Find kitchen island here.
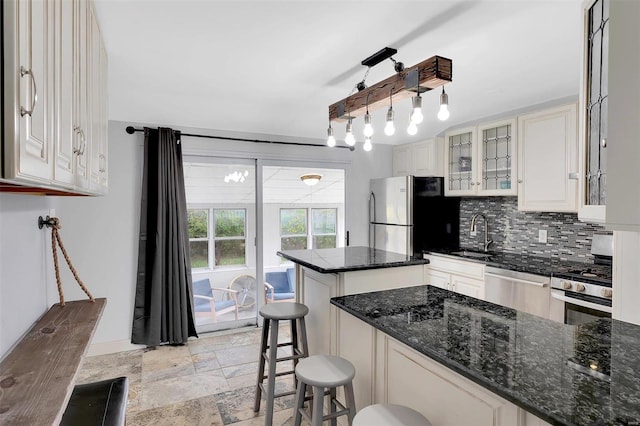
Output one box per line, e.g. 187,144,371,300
331,285,640,426
277,246,429,356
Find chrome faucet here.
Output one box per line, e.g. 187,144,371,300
470,213,493,252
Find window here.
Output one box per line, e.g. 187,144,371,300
187,208,247,268
311,209,337,249
214,209,246,266
280,209,307,250
188,209,209,268
280,208,337,250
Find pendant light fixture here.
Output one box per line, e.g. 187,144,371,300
363,137,373,152
437,86,450,121
325,50,453,150
345,117,355,146
410,93,424,124
384,88,395,136
363,94,374,138
326,121,336,147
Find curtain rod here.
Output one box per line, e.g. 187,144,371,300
125,126,355,151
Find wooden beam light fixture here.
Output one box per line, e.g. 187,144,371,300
326,51,452,150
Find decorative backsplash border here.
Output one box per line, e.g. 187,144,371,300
459,197,610,262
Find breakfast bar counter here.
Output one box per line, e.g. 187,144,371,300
277,246,429,356
330,285,640,426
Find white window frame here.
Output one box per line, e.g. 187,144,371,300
279,207,338,250
188,206,248,270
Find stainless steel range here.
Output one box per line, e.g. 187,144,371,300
549,234,613,325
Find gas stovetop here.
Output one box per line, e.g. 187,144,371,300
554,264,612,286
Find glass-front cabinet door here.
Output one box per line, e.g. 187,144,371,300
444,126,477,196
477,118,517,196
444,120,517,197
579,0,608,223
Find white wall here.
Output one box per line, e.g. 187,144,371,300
0,194,55,358
47,120,392,350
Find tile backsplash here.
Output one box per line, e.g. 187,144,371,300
459,197,610,262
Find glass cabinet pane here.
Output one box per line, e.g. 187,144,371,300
448,132,473,191
481,124,512,191
585,0,608,206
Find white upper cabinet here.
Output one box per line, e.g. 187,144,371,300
578,0,608,223
392,138,444,177
3,0,108,195
444,119,517,197
5,0,56,184
604,0,640,231
517,103,578,212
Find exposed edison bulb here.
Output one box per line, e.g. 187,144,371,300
407,120,418,136
438,88,450,121
363,112,374,137
363,137,373,152
345,132,355,146
438,105,450,121
384,107,395,136
410,95,423,124
326,125,336,147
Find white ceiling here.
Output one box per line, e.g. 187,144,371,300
184,163,345,204
94,0,582,148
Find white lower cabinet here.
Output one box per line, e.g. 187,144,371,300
336,310,552,426
424,255,485,300
297,264,425,357
381,337,519,425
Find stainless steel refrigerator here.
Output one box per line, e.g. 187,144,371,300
369,176,460,256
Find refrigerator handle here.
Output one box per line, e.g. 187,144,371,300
370,192,376,222
369,192,376,249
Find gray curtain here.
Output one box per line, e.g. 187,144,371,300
132,127,197,346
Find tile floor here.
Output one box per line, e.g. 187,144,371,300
77,324,307,425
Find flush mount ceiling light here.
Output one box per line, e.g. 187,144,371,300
326,48,452,148
300,173,322,186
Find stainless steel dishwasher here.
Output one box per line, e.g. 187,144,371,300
484,266,551,319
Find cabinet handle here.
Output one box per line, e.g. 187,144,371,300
73,127,81,154
601,138,607,148
20,66,37,117
518,179,523,183
99,154,106,173
470,182,475,186
78,129,86,156
568,172,579,180
476,182,481,186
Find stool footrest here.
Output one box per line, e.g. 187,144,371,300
262,348,305,363
257,382,296,399
261,370,295,381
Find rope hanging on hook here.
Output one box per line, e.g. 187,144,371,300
48,217,95,306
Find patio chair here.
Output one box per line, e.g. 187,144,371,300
264,267,296,303
192,278,239,322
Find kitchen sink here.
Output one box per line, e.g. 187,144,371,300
450,250,493,259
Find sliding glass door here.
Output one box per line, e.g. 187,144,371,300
183,157,258,333
262,164,345,304
183,156,347,333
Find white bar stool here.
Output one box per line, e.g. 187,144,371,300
293,354,356,426
254,302,309,426
353,404,432,426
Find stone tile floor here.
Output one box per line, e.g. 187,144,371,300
77,324,308,425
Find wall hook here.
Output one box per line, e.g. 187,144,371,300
38,216,58,229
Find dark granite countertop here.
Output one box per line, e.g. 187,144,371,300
426,248,612,280
277,246,429,273
331,285,640,426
